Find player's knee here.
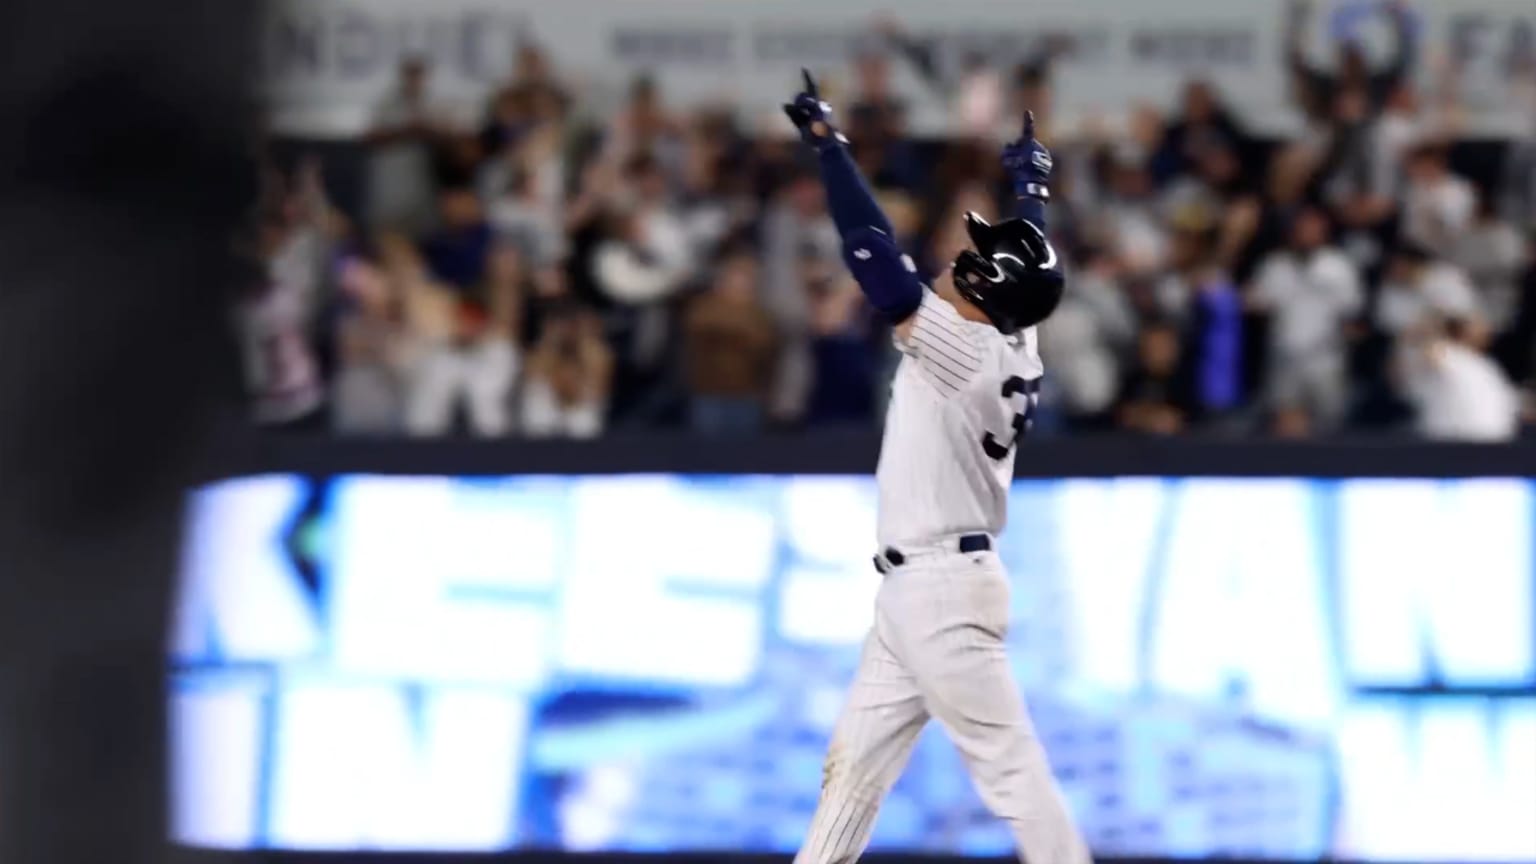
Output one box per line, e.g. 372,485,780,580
821,761,887,802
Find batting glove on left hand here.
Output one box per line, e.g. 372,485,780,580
783,69,848,152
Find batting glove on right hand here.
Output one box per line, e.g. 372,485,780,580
1001,111,1053,202
783,69,847,152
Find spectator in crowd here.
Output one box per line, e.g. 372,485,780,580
683,247,777,433
1498,119,1536,231
563,155,626,309
761,167,839,425
1371,83,1429,198
839,42,922,195
608,75,685,181
592,156,694,303
1400,141,1477,251
1318,85,1390,225
1115,319,1197,435
251,16,1532,445
512,40,567,107
485,150,567,270
1088,143,1168,283
521,305,613,438
480,83,531,165
1317,88,1400,278
479,77,569,266
422,185,494,290
1284,0,1417,123
1245,142,1323,279
1039,245,1136,428
1162,214,1245,425
367,57,448,234
1250,206,1364,432
848,47,907,144
480,40,570,159
392,233,520,437
954,53,1006,140
239,156,336,429
592,153,695,423
1153,80,1250,187
1010,52,1060,140
1452,195,1529,335
1165,137,1261,273
1376,241,1481,338
331,250,405,435
1493,231,1536,387
678,110,755,261
1397,316,1522,440
806,271,878,425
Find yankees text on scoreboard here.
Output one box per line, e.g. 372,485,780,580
170,474,1536,857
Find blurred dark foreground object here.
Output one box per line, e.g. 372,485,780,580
0,1,254,862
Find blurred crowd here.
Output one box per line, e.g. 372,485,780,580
244,1,1536,440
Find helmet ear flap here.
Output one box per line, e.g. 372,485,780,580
951,249,989,290
1016,218,1050,261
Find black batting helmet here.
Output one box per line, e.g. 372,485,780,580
951,212,1065,333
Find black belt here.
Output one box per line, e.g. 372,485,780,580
874,534,992,574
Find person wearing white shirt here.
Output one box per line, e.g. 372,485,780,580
1398,318,1522,441
760,170,840,424
1377,243,1482,336
1039,253,1136,423
1451,201,1529,334
1369,86,1422,200
1250,207,1363,429
1401,142,1477,251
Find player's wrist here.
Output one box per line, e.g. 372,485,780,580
1015,182,1050,202
806,123,849,152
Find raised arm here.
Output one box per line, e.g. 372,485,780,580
1375,1,1419,97
784,70,920,323
783,70,894,238
1001,111,1052,231
1283,0,1329,116
1285,0,1321,80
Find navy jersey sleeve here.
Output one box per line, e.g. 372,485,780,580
840,225,923,323
818,144,923,321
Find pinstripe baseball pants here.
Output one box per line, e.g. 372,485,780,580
796,549,1090,864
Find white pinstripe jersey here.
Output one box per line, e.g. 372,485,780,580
876,291,1044,549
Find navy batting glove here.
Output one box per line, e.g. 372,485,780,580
783,69,848,152
1001,111,1052,202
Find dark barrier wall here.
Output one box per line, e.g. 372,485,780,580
194,849,1529,864
221,431,1536,479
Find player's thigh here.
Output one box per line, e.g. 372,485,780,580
900,566,1039,766
823,629,928,793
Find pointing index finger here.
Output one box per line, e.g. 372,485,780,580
1023,110,1036,140
802,68,819,99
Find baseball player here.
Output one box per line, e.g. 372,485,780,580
782,72,1089,864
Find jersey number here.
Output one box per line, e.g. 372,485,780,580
981,376,1040,459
